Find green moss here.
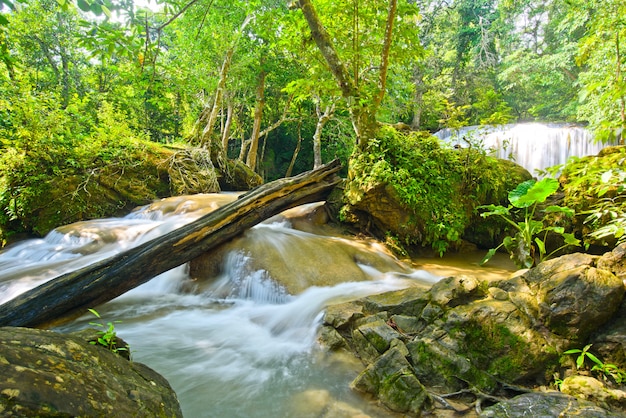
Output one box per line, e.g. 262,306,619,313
451,320,548,382
345,126,528,254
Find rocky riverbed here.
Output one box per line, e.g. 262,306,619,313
318,244,626,416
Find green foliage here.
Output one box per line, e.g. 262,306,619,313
0,83,153,239
479,178,580,268
585,168,626,246
574,0,626,140
561,147,626,248
347,126,513,255
87,308,128,355
564,344,626,384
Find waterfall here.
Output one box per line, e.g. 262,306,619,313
434,123,617,176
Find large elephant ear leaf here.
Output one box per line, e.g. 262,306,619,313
510,178,559,208
508,179,536,208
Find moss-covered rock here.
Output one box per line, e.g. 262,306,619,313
0,142,262,246
480,392,617,417
0,326,182,417
320,247,626,416
559,145,626,252
337,126,531,255
351,345,432,415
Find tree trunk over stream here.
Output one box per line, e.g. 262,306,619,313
0,160,342,329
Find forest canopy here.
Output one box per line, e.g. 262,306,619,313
0,0,624,180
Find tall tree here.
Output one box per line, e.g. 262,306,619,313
575,0,626,142
294,0,415,150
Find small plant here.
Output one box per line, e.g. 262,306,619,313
88,308,128,355
479,177,580,268
564,344,626,384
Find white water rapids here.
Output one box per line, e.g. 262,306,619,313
0,194,448,417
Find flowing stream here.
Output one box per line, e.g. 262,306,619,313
434,123,617,176
0,194,516,417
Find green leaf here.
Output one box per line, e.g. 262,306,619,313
601,170,613,183
510,178,559,208
480,248,497,266
534,237,546,257
479,204,510,217
544,205,575,217
77,0,91,12
527,219,544,236
101,4,111,18
88,308,101,318
576,354,584,369
508,179,536,208
585,352,603,367
563,233,581,247
90,2,102,15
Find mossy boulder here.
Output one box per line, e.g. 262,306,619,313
0,143,262,246
337,127,531,255
480,392,617,417
319,246,626,416
0,326,182,417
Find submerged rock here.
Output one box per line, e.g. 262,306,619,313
0,327,182,417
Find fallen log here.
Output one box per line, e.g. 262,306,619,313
0,159,342,328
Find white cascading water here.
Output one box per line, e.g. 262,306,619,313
0,194,441,417
434,123,617,176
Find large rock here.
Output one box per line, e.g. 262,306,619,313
318,248,626,416
503,252,625,343
0,144,262,247
0,327,182,417
334,127,533,253
480,392,617,417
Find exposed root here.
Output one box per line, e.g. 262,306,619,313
166,148,220,195
431,386,509,415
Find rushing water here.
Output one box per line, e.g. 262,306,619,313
434,123,617,176
1,194,468,417
0,193,520,417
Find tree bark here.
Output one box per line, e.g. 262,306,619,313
285,121,303,177
197,14,253,148
199,46,235,148
245,68,267,172
0,160,343,329
313,97,335,169
297,0,397,150
221,99,234,152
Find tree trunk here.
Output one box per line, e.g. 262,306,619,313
313,98,335,169
617,31,625,144
297,0,397,150
197,14,253,148
199,47,235,148
245,68,267,172
285,122,303,177
0,160,342,329
411,66,425,130
221,99,234,153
